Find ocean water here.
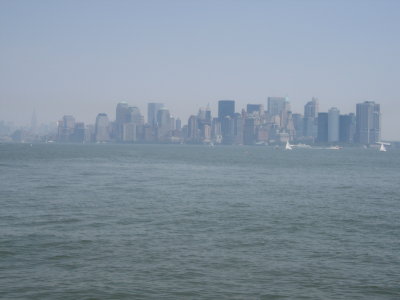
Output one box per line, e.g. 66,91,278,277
0,144,399,299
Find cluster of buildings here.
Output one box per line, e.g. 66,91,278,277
54,98,382,145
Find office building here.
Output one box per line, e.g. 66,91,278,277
303,98,319,138
156,107,171,140
292,113,304,139
355,101,381,144
115,102,130,140
71,122,85,143
328,107,340,143
244,117,256,145
339,113,356,143
205,105,212,124
218,100,235,141
187,115,199,143
57,115,75,142
267,97,286,116
218,100,235,119
247,104,264,115
304,98,319,118
175,118,182,131
148,103,164,127
95,113,110,142
122,122,136,142
317,112,328,143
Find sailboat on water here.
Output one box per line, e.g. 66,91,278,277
285,141,293,150
377,142,390,152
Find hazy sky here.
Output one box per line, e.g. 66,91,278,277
1,0,399,139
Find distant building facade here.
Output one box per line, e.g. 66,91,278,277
95,113,110,142
328,107,340,143
355,101,380,144
317,112,328,143
148,102,164,128
339,113,356,143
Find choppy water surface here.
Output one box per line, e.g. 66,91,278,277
0,144,399,299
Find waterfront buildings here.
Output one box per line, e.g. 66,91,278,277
57,115,75,142
46,98,383,146
218,100,235,144
267,97,286,117
303,98,319,140
157,108,171,141
218,100,235,119
339,113,356,143
247,104,264,115
147,103,164,128
328,107,340,143
95,113,110,142
292,113,304,140
355,101,381,144
317,113,328,143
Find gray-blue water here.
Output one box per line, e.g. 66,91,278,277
1,144,399,299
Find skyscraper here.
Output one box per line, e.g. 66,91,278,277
247,104,264,115
218,100,235,119
303,98,319,139
116,102,130,123
218,100,235,143
128,106,143,125
71,122,85,143
156,107,171,140
148,103,164,127
115,102,130,141
339,113,356,143
233,113,244,145
122,123,136,142
205,104,212,124
58,115,75,142
328,107,340,143
95,113,110,142
355,101,381,144
175,118,182,131
304,97,319,118
317,112,328,143
267,97,286,116
292,113,304,140
187,115,199,143
221,116,235,144
267,97,291,130
244,117,256,145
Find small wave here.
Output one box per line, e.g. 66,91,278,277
0,250,15,256
335,185,353,189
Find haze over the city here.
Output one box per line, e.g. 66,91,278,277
1,0,399,140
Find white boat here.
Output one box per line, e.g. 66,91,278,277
326,146,342,150
377,142,390,152
285,141,293,150
292,143,312,149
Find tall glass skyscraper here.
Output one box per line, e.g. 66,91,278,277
303,98,319,139
355,101,380,144
218,100,235,119
95,113,110,142
148,103,164,128
218,100,235,144
328,107,340,143
317,112,328,143
267,97,286,117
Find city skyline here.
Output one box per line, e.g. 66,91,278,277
1,1,400,139
0,97,392,139
3,98,385,146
